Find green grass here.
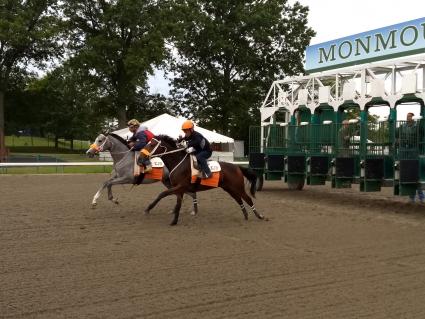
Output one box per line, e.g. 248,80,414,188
9,152,101,162
0,165,113,174
5,136,90,151
8,146,88,154
2,148,113,174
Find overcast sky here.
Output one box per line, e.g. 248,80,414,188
296,0,424,45
148,0,425,105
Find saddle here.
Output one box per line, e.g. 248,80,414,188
190,155,221,187
133,154,164,184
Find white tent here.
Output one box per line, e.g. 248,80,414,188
113,113,234,161
114,113,234,143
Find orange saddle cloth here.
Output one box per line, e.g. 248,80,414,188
144,167,163,180
191,172,220,187
190,160,221,187
134,154,164,180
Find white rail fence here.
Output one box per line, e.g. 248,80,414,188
0,161,249,174
0,162,114,174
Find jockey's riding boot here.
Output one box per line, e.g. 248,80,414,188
143,161,152,173
202,170,212,179
141,158,152,173
137,156,144,166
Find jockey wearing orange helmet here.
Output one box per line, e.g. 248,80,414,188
179,120,212,178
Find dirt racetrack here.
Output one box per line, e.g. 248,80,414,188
2,174,425,318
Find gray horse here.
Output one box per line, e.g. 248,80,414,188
86,133,198,214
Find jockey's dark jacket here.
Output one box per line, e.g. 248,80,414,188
182,131,211,153
129,129,152,151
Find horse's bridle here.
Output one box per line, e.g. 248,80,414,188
89,137,109,153
89,135,130,155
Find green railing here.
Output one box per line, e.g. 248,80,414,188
395,120,425,160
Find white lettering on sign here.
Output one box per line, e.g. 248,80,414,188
306,18,425,72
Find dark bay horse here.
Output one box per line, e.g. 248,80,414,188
86,133,198,214
141,135,265,225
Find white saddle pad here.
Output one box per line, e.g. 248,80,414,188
207,161,221,172
134,154,164,167
190,156,221,176
151,157,164,168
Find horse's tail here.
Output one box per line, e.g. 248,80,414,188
239,166,257,198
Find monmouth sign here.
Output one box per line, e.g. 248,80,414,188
305,17,425,73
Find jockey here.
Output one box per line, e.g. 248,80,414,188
127,119,154,172
179,120,212,178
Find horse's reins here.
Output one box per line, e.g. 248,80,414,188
142,138,189,181
168,153,189,179
151,148,185,157
142,139,186,158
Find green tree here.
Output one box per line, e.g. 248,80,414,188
4,81,45,137
170,0,315,140
345,107,379,124
6,63,105,149
129,93,176,122
29,64,105,148
0,0,62,152
63,0,173,128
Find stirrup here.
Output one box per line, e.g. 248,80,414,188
144,165,152,173
202,172,212,179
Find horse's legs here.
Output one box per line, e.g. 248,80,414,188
92,170,119,207
166,193,198,215
107,184,119,204
222,188,248,220
170,193,184,226
107,175,135,205
240,191,264,220
107,171,117,202
145,185,185,214
222,170,265,221
187,192,198,216
92,176,132,208
91,180,109,208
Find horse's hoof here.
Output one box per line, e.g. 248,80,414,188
112,199,119,205
190,211,197,216
170,221,178,226
91,203,97,209
144,209,150,215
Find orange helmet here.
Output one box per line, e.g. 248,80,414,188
182,120,194,130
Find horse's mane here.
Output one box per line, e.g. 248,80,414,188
156,134,178,148
108,133,130,149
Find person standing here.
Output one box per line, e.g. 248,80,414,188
396,113,424,203
338,120,352,157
